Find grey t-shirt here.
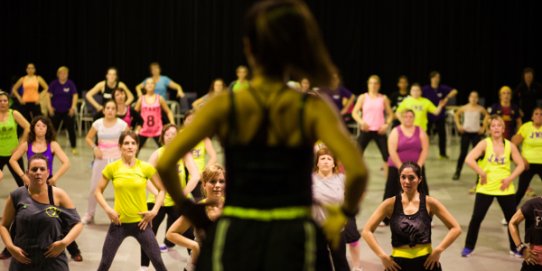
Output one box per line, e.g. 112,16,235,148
312,173,345,225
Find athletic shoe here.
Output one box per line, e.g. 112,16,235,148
509,250,523,258
526,188,537,197
438,155,450,160
81,214,94,225
468,186,476,194
452,172,460,180
159,244,169,253
140,267,149,271
461,247,473,257
501,218,508,226
71,148,79,155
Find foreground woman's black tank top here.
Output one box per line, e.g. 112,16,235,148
224,87,313,209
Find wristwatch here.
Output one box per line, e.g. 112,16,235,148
517,243,528,254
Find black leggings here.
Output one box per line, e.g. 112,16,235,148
138,135,161,149
51,112,77,148
0,155,25,187
140,204,187,267
427,118,447,157
384,166,429,200
20,103,42,123
455,132,481,174
464,193,516,251
98,223,166,271
516,164,542,206
391,254,442,271
358,131,388,161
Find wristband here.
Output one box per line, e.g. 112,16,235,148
517,243,527,254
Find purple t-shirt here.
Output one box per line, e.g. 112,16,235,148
325,86,353,111
422,84,452,120
49,79,77,113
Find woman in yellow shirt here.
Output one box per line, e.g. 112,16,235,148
95,131,167,271
462,115,525,257
512,106,542,205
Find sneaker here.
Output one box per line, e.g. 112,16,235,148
71,253,83,262
461,247,473,257
140,267,149,271
439,155,450,160
468,186,476,194
71,148,79,155
452,172,460,180
159,244,168,253
509,250,523,258
81,214,94,225
501,218,508,226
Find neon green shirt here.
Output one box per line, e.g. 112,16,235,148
102,159,156,223
476,138,515,196
396,97,437,131
517,122,542,164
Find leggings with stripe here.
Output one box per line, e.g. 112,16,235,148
196,217,332,271
97,223,166,271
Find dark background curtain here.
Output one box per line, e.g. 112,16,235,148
0,0,540,105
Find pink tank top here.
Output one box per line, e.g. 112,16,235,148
120,107,131,127
22,76,40,103
140,95,163,137
387,126,422,167
362,94,385,131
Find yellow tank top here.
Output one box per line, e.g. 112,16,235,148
147,147,187,206
476,137,515,195
192,140,206,172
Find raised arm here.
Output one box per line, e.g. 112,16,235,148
13,110,30,144
94,176,120,225
9,143,29,185
10,77,24,103
424,197,461,269
418,129,430,167
387,128,402,168
454,106,465,133
159,97,175,124
135,82,144,98
49,141,71,186
465,139,487,182
169,80,185,98
350,94,365,129
362,198,399,271
38,76,49,93
86,81,105,111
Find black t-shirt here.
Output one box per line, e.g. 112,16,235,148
389,91,409,112
521,197,542,244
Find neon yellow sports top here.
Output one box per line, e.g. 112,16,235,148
102,159,156,223
396,97,437,131
191,140,206,172
147,147,186,206
476,138,515,196
517,122,542,164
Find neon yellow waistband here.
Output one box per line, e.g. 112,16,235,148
222,206,311,221
391,244,432,259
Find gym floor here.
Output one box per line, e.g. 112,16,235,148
0,134,532,270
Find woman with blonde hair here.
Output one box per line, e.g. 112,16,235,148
166,164,226,271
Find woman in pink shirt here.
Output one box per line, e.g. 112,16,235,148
351,75,394,163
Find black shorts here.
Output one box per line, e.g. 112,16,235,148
197,217,332,271
343,217,361,244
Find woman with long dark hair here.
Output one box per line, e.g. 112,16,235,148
156,1,368,269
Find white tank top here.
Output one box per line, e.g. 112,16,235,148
463,111,481,132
